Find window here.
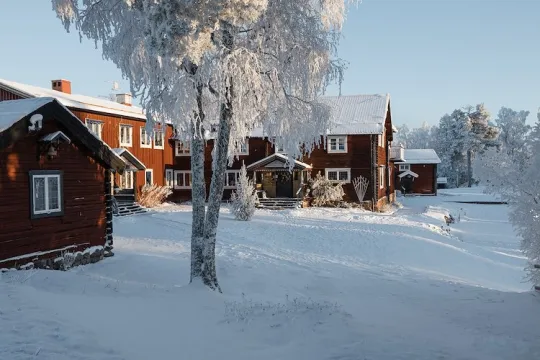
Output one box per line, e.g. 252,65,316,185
378,128,386,147
327,136,347,153
154,129,164,150
234,140,249,156
224,170,240,188
145,169,153,186
379,166,385,189
165,169,174,187
119,171,134,189
325,168,351,183
29,170,63,218
140,127,152,148
399,164,410,171
119,124,133,147
174,171,192,189
175,141,190,156
86,119,103,139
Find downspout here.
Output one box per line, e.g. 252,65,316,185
371,134,377,211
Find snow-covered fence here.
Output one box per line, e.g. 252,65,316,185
352,176,369,202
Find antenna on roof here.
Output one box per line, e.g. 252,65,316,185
96,80,123,102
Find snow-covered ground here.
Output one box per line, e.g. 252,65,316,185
2,187,539,360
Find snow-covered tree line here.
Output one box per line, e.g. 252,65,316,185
52,0,354,290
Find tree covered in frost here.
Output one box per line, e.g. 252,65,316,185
308,172,345,206
494,107,531,165
52,0,352,290
476,110,540,286
230,164,258,221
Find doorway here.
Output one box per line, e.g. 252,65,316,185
275,172,293,198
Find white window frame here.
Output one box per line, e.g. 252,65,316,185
145,169,153,186
175,141,190,156
378,127,386,147
119,124,133,147
234,140,249,156
119,170,134,189
140,126,152,148
325,168,351,183
30,171,63,218
165,169,175,187
379,166,385,189
174,170,192,189
224,170,241,189
85,119,103,140
327,136,347,153
153,129,165,150
399,164,410,171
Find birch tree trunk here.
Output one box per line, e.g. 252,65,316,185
190,84,207,282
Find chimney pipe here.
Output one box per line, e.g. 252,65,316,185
51,79,71,94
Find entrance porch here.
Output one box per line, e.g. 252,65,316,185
112,148,146,204
246,153,312,200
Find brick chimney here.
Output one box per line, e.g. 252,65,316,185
51,79,72,94
115,93,132,107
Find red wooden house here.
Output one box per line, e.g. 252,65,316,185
0,97,125,269
168,94,397,210
391,145,441,195
0,78,175,207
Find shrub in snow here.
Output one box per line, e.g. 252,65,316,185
230,165,258,221
308,172,345,207
138,184,173,208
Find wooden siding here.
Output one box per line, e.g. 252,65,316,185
0,118,108,267
395,164,437,195
70,110,175,195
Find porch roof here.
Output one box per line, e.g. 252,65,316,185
113,148,146,171
246,153,312,171
398,170,419,178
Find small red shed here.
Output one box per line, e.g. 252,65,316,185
0,97,125,269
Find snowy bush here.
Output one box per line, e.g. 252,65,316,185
307,172,345,206
230,165,258,221
138,184,173,208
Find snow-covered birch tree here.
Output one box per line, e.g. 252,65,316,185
52,0,352,291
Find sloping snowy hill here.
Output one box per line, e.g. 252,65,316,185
1,189,539,360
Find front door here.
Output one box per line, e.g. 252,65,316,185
275,172,293,198
117,170,135,195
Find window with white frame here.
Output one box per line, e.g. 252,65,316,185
165,169,174,187
378,128,386,147
140,126,152,148
234,140,249,155
379,166,385,189
154,129,164,149
175,141,190,156
30,170,63,218
327,136,347,153
119,124,133,147
325,168,351,183
145,169,153,186
224,170,240,188
174,171,192,189
399,164,410,171
119,171,134,189
86,119,103,139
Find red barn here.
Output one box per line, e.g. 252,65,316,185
0,97,125,269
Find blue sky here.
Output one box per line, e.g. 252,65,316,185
0,0,538,127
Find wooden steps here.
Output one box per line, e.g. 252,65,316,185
113,195,148,217
257,198,301,210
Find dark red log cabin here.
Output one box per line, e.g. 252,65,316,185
391,146,441,195
168,94,397,211
0,98,125,269
0,78,175,204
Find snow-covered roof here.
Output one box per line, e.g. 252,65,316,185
247,153,312,171
437,177,448,184
0,97,55,132
398,170,419,178
321,94,390,135
40,131,71,144
400,149,441,164
113,148,147,170
0,78,147,120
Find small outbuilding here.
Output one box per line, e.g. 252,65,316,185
394,148,441,195
0,97,125,269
